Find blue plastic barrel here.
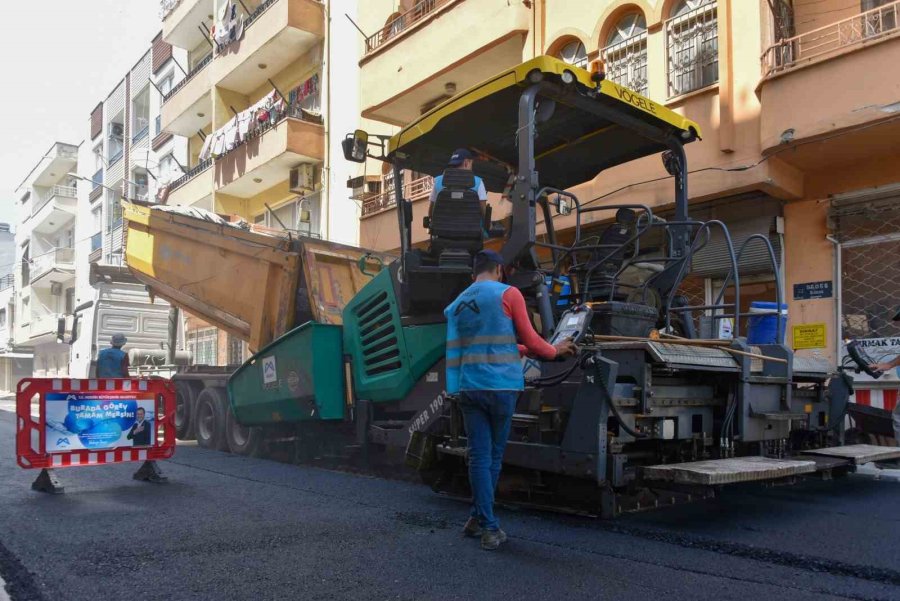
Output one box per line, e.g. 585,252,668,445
746,301,788,344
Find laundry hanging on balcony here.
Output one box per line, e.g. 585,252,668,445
199,90,286,161
211,0,245,54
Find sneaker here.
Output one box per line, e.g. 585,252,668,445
462,517,482,538
480,528,508,550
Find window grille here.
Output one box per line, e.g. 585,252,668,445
602,13,648,95
666,0,719,97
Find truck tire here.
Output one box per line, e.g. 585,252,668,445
225,405,262,456
174,381,197,441
195,387,227,451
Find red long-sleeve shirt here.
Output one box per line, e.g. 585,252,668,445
501,287,558,360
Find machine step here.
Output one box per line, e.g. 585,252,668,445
750,409,808,421
642,456,817,486
802,444,900,465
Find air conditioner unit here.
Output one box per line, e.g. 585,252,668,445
289,163,316,194
111,123,124,137
50,282,63,296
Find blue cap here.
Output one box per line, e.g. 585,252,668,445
448,148,473,167
474,249,504,273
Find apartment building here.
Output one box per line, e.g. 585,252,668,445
354,0,900,393
0,223,32,393
70,35,190,377
159,0,361,366
12,143,80,377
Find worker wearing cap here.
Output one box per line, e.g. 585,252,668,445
445,249,577,550
428,148,488,219
867,306,900,441
96,333,130,378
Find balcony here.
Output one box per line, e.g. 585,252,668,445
215,109,323,197
89,233,102,264
29,248,75,287
758,0,900,167
168,159,214,207
359,0,529,125
89,169,104,202
160,52,212,137
162,0,210,51
361,175,433,217
29,313,60,341
212,0,324,95
31,186,77,234
0,274,13,292
31,142,78,187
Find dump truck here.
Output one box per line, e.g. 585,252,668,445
123,203,391,454
124,56,900,516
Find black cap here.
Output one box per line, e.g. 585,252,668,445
474,249,504,273
448,148,473,167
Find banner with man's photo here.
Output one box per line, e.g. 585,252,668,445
45,393,156,452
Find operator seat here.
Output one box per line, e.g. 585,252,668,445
427,168,487,267
579,208,636,302
401,169,489,316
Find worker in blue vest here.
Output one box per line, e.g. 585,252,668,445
96,333,130,378
428,148,488,219
445,249,577,550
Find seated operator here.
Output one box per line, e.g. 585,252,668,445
428,148,488,220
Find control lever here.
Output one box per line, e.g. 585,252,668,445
548,305,593,361
846,339,883,379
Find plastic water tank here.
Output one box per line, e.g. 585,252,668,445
746,301,788,344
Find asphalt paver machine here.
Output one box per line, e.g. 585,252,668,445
336,56,900,516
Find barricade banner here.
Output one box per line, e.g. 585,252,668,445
16,378,176,471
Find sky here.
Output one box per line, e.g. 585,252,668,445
0,1,163,229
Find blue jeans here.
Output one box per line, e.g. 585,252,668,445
459,390,518,531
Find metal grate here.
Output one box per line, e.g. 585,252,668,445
188,328,219,366
355,290,401,376
666,0,719,97
833,199,900,345
601,33,648,96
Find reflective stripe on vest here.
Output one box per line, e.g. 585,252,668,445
444,280,522,393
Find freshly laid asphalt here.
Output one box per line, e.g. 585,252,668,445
0,407,899,601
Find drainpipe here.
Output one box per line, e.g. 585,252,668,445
826,235,842,368
323,0,332,241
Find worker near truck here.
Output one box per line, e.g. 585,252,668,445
445,250,577,550
428,148,488,219
96,333,130,378
868,306,900,442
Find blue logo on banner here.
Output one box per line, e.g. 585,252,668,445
56,437,70,448
65,399,138,449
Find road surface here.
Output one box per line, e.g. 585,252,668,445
0,407,898,601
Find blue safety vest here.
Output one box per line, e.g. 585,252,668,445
96,347,127,378
431,174,484,200
444,280,522,393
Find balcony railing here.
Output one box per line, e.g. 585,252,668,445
245,0,279,28
30,248,75,283
33,185,77,217
30,313,61,338
365,0,445,54
169,158,212,193
0,274,13,292
362,175,433,217
762,0,900,75
162,52,212,104
160,0,182,20
109,148,124,166
132,124,150,143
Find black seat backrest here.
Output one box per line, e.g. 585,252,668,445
581,208,636,299
430,169,483,240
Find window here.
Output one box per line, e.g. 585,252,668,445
106,188,123,231
108,115,124,164
666,0,718,97
227,334,244,365
132,87,150,142
555,39,588,69
602,13,649,95
131,170,149,201
861,0,897,36
159,154,179,183
159,72,174,96
188,328,218,365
